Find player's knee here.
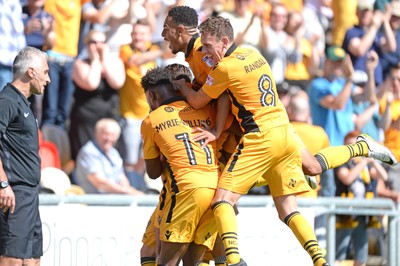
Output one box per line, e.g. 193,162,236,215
302,159,322,176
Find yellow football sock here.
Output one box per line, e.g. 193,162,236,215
141,256,156,266
285,211,327,266
315,142,368,171
212,201,241,265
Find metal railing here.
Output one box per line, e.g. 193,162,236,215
239,196,400,266
39,195,400,265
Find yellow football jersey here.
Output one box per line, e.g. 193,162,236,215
185,35,214,86
201,45,289,133
379,98,400,161
119,43,158,119
141,96,219,191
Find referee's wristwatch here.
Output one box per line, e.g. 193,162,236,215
0,180,9,189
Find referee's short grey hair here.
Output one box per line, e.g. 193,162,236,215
13,46,47,78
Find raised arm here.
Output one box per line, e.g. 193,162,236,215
320,56,354,110
192,92,231,146
347,11,383,57
173,79,213,109
379,4,397,52
72,55,102,91
100,45,126,89
81,0,119,25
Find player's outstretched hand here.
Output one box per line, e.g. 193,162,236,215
192,127,218,148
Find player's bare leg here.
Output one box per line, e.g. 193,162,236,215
0,256,40,266
183,242,207,265
140,244,156,266
158,242,189,266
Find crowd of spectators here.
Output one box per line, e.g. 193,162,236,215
1,0,400,263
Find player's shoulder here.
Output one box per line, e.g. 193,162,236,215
224,46,264,65
219,46,267,77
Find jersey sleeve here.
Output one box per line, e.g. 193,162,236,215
141,116,160,160
119,44,133,64
201,63,230,99
0,97,16,137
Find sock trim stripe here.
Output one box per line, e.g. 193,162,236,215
312,255,324,263
305,244,319,252
226,251,240,256
284,211,300,225
221,232,237,238
357,142,366,155
314,153,328,172
304,239,318,250
211,200,232,211
313,256,326,264
141,257,156,264
346,144,355,158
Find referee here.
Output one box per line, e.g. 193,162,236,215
0,47,50,265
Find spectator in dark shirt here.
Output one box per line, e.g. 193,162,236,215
22,0,53,51
342,0,396,86
380,1,400,79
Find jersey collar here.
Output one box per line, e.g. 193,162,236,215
185,34,199,58
6,83,31,107
225,42,238,57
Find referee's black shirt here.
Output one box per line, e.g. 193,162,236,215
0,83,41,186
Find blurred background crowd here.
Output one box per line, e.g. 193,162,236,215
0,0,400,263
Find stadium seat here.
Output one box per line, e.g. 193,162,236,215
38,129,61,169
41,124,75,174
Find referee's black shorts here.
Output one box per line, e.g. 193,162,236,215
0,185,43,259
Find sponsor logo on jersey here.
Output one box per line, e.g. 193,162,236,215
288,178,296,188
164,107,174,112
236,54,245,60
203,55,215,67
181,106,195,112
165,230,172,240
206,75,214,86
